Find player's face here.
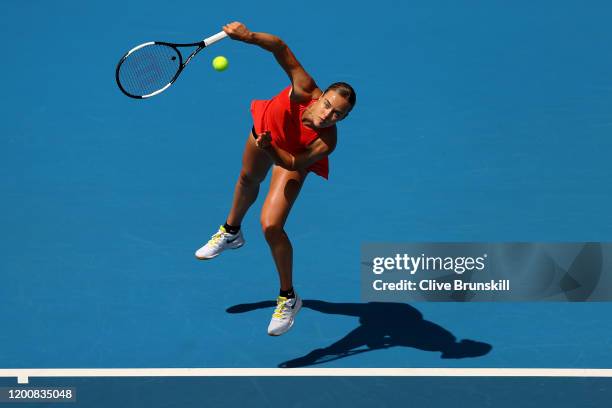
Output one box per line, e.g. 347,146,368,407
311,90,352,128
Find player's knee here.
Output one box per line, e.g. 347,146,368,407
261,222,284,242
238,170,262,187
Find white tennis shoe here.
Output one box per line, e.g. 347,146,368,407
267,294,302,336
195,226,244,260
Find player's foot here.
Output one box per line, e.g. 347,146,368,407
195,225,244,260
267,294,302,336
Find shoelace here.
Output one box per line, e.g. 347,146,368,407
207,228,226,247
272,297,290,319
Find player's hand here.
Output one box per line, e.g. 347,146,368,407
255,131,272,149
223,22,253,43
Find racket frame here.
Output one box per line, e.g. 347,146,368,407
115,31,227,99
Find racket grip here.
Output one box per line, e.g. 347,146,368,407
204,31,228,47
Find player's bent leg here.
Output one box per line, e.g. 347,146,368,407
227,132,273,226
260,166,307,335
195,131,272,260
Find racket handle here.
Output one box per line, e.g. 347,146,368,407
203,31,228,47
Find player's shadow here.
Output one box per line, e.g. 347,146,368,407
226,300,492,367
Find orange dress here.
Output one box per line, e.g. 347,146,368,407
250,85,331,179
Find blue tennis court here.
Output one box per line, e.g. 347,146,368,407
2,0,612,379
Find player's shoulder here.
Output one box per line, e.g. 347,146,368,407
289,84,321,104
321,124,337,136
318,125,337,148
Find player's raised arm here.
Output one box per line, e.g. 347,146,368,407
222,22,318,102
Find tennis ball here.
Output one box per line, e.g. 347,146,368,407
212,56,229,72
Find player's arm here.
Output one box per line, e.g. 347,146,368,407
255,130,336,171
222,22,318,102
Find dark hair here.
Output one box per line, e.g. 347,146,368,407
324,82,356,111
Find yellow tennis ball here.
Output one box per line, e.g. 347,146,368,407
212,56,229,72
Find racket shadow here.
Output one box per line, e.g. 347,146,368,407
226,300,492,368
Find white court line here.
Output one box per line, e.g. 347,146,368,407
1,368,612,384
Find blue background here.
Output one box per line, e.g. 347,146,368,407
2,0,612,373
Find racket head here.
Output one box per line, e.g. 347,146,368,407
115,42,183,99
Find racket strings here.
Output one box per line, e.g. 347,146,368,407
118,44,181,97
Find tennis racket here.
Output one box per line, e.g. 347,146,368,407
115,31,228,99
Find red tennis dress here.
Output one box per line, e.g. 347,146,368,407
250,85,331,179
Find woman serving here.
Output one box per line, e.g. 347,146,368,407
196,22,356,336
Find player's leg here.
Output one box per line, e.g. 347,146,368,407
195,130,273,260
260,165,308,335
226,130,273,226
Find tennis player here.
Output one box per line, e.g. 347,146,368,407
196,22,356,336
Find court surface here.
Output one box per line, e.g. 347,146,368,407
2,0,612,373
